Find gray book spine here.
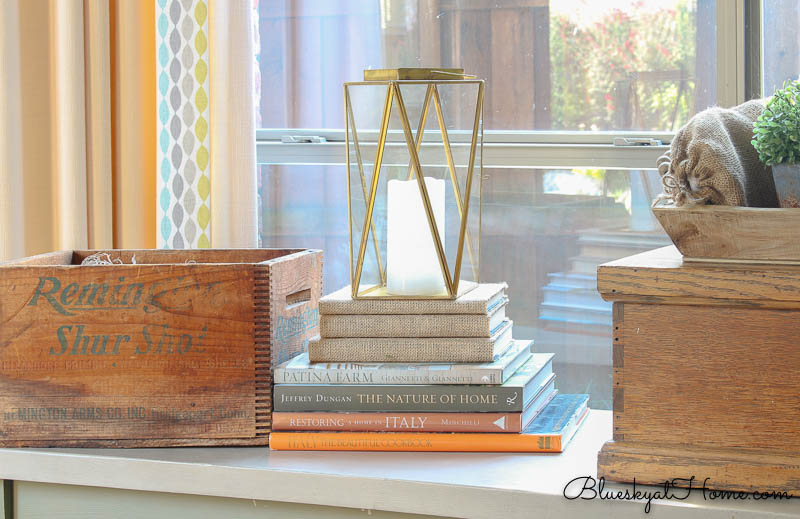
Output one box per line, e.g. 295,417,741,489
273,385,525,412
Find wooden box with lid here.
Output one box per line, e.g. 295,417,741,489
597,245,800,492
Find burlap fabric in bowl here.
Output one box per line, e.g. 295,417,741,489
657,100,779,207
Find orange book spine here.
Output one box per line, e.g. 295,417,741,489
268,431,563,453
272,412,524,433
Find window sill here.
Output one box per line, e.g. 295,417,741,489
0,411,794,518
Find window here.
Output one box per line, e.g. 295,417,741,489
762,1,800,96
255,0,750,409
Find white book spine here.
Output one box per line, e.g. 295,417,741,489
276,340,532,385
274,366,504,385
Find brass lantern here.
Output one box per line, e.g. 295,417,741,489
345,68,483,299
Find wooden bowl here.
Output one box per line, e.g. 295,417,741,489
652,201,800,263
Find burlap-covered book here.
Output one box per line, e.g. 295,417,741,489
308,320,513,363
319,299,507,338
319,283,508,315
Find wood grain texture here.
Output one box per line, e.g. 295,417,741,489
0,437,271,448
598,250,800,492
532,5,551,130
0,248,321,447
456,9,492,125
598,245,800,308
598,441,800,493
256,248,323,439
417,0,441,68
490,8,534,130
0,263,256,443
1,251,74,266
70,248,305,265
254,263,271,440
611,303,623,441
615,303,800,450
266,249,322,368
653,204,800,262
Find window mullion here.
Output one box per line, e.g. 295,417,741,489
256,140,667,170
716,0,746,107
744,0,762,100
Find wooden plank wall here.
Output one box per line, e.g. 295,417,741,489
437,0,551,130
260,0,552,131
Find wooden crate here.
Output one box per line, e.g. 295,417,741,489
597,246,800,492
0,248,322,447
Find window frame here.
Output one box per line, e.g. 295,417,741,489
256,1,759,172
256,128,670,170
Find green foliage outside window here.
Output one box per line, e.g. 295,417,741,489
550,1,696,132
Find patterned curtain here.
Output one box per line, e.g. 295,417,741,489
156,0,259,249
156,0,211,249
0,0,257,259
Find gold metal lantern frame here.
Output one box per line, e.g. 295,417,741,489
345,76,484,300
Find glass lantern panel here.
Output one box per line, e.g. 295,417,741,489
346,82,481,297
431,82,483,289
395,81,483,291
347,80,483,298
346,83,390,294
388,83,449,297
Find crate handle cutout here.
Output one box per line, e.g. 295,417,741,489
286,288,312,309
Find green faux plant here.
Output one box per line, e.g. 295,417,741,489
752,80,800,166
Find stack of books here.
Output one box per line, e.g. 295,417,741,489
269,283,589,452
307,283,514,363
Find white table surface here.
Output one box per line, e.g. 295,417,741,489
0,411,796,519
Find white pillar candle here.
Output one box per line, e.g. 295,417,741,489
386,177,446,296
